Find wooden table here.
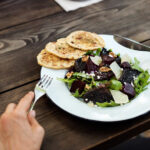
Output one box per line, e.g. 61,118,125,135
0,0,150,149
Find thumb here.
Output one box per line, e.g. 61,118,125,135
28,110,45,137
28,110,40,127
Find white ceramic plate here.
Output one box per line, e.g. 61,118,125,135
41,34,150,122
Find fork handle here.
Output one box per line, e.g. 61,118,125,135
29,94,40,111
30,100,37,111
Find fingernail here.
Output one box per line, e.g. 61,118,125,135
30,110,36,118
29,91,34,95
28,91,34,98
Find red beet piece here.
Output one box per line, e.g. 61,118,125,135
115,56,121,65
102,55,115,65
119,68,140,83
121,62,131,69
70,80,86,94
74,58,86,72
100,48,109,56
94,71,114,81
122,83,135,98
83,87,113,103
86,57,99,73
68,66,75,72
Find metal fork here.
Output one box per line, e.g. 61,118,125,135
30,75,53,111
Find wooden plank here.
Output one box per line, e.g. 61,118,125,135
143,39,150,46
1,82,150,150
0,0,150,92
0,0,62,30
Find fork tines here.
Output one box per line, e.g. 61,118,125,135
38,75,53,89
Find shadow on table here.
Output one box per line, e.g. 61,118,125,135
110,135,150,150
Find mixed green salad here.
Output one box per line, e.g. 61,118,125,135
59,48,150,107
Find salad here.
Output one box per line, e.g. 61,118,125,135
60,48,150,107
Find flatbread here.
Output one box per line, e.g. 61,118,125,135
37,49,75,69
45,38,85,59
66,31,105,51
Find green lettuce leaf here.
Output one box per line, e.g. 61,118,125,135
72,89,85,98
85,50,94,56
96,101,119,107
58,78,75,88
72,89,80,98
85,48,102,56
73,72,92,79
109,79,122,90
134,70,150,95
131,58,143,72
96,48,102,56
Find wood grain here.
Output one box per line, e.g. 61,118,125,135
0,0,150,93
0,0,62,30
143,39,150,46
1,81,150,150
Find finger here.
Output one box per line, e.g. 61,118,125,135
28,111,45,141
28,110,40,127
28,110,36,126
5,103,16,113
16,91,34,113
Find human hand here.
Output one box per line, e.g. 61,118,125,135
0,92,45,150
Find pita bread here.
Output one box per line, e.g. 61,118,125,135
66,31,105,51
37,49,75,69
45,38,85,59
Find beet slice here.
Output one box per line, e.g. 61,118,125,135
94,71,114,81
121,62,131,69
102,55,115,65
119,68,140,83
86,57,99,73
122,83,135,98
74,58,86,72
68,66,75,72
115,56,121,65
70,80,86,94
100,48,109,56
83,87,113,103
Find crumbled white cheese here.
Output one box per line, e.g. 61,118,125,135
90,74,95,77
91,71,94,74
88,101,94,107
124,82,127,85
110,90,129,104
90,56,102,66
109,54,113,58
131,82,134,87
121,54,131,63
90,71,95,77
97,75,100,79
133,76,138,81
85,98,88,102
110,61,122,79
